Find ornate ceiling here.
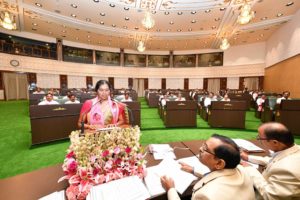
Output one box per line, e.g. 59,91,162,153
0,0,299,51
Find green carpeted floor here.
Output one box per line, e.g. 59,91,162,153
0,99,299,179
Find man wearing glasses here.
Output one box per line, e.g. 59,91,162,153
241,122,300,199
161,134,255,200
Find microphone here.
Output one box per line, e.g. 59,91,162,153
80,99,101,134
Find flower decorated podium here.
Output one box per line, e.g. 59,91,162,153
59,126,146,200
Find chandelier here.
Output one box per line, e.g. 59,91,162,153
0,11,17,30
141,10,155,29
220,38,230,50
137,41,145,52
237,3,255,25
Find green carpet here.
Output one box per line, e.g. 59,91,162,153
0,99,299,179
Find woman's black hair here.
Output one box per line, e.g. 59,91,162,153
95,80,113,92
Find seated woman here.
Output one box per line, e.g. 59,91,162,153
77,80,129,130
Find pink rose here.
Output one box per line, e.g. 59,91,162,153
102,150,109,157
114,146,121,154
125,147,131,154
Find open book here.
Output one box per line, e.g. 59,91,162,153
149,144,176,160
144,156,208,197
233,139,264,153
86,176,150,200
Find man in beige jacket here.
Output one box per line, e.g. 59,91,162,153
241,122,300,200
161,134,255,200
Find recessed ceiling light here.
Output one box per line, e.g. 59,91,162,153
286,2,294,6
215,18,221,21
62,30,66,33
99,21,104,25
220,7,226,11
167,29,171,32
169,21,174,25
100,12,105,16
35,3,42,7
71,14,76,18
211,26,216,29
124,7,129,10
188,28,192,31
261,17,267,20
123,26,128,29
260,34,264,37
32,23,37,26
134,27,139,30
87,35,90,38
191,11,196,14
205,9,211,13
86,18,91,22
70,4,77,8
109,3,115,7
191,19,196,23
256,38,260,41
277,13,283,17
112,24,116,27
125,17,129,20
164,11,169,15
177,12,183,15
93,0,99,2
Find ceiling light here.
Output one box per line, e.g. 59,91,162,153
100,12,105,16
205,9,211,13
141,10,155,29
112,24,116,27
191,11,197,14
261,17,267,20
71,14,76,18
215,18,221,21
169,21,174,25
188,28,192,31
137,41,145,52
177,29,182,32
124,7,129,10
93,0,99,2
123,26,128,29
237,3,255,25
220,38,230,50
0,11,17,30
286,2,294,6
177,12,183,15
86,18,91,22
191,19,196,23
125,17,129,20
32,23,37,26
164,11,169,15
277,13,283,17
71,4,77,8
99,21,104,25
220,7,226,11
109,3,115,7
151,10,156,14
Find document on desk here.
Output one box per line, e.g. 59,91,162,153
38,190,65,200
144,157,197,197
86,176,150,200
177,156,210,175
149,144,176,160
233,139,264,152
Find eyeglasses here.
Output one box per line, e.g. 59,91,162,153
256,135,269,141
199,143,216,156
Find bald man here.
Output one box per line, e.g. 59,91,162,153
241,122,300,200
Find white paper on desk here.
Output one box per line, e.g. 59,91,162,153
86,176,150,200
150,144,176,160
233,139,264,152
39,190,65,200
177,156,210,175
144,157,197,197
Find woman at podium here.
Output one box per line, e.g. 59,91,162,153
77,80,129,130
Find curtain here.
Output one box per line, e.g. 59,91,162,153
207,78,220,94
3,72,28,100
244,77,259,90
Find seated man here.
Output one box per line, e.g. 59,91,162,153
241,122,300,200
175,93,186,101
121,93,133,102
221,94,231,101
33,87,45,94
276,91,291,104
65,94,80,104
38,93,59,105
161,134,255,200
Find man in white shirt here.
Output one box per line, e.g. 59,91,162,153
38,93,59,105
65,94,80,104
121,93,133,102
33,87,45,94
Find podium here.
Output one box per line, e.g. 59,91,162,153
164,101,197,127
208,101,247,129
275,100,300,135
30,104,82,145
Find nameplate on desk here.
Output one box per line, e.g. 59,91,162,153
177,103,186,106
52,107,67,111
224,103,233,107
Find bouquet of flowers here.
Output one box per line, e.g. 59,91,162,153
58,126,146,200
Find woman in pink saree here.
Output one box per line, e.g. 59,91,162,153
77,80,129,130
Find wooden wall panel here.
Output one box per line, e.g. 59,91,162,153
239,77,245,90
161,78,166,89
144,78,148,90
27,73,37,85
108,77,114,89
128,78,133,88
264,55,300,98
220,78,227,90
60,75,68,88
0,71,3,90
203,78,208,90
86,76,93,88
184,78,189,90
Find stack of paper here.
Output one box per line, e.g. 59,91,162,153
233,139,264,152
149,144,176,160
177,156,210,175
39,190,65,200
144,157,199,197
86,176,150,200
